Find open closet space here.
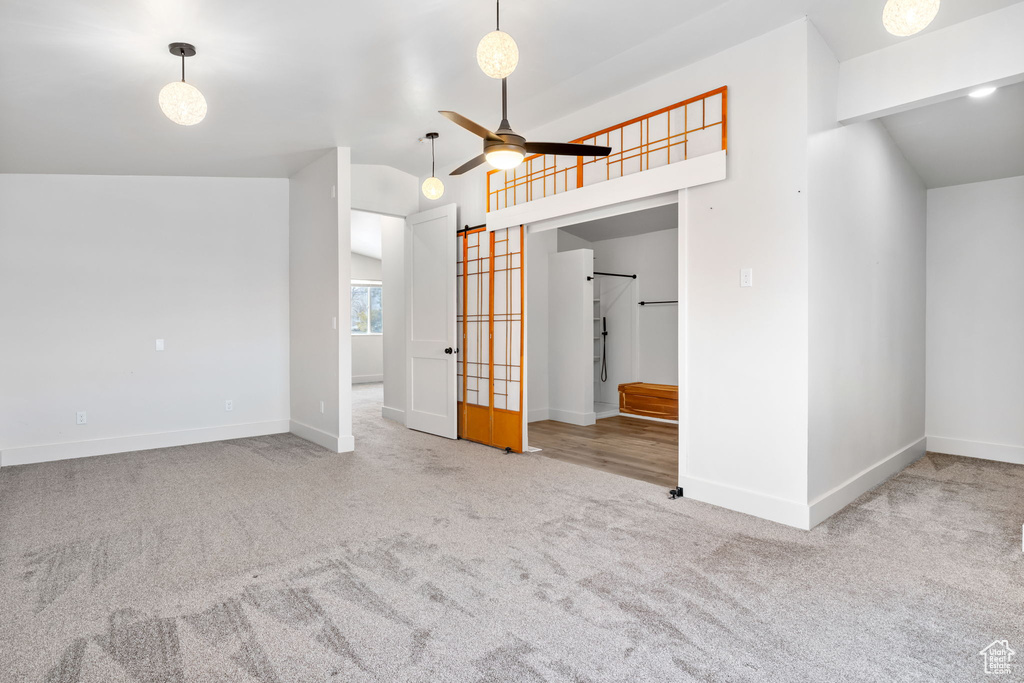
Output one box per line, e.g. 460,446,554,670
526,203,680,486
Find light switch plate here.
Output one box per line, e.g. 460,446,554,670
155,339,165,351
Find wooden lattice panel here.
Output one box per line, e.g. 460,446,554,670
457,226,524,452
487,86,727,212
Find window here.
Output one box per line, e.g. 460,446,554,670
351,282,383,334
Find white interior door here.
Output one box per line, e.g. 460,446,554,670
405,203,458,438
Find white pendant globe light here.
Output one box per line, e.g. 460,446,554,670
160,43,207,126
882,0,940,37
476,0,518,79
421,132,445,200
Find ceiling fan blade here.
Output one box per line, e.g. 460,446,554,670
525,142,613,157
439,111,502,142
450,154,488,176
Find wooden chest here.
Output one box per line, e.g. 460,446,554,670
618,382,679,421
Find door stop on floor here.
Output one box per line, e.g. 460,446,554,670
668,487,684,500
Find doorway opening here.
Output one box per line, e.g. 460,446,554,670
526,203,680,486
350,209,403,431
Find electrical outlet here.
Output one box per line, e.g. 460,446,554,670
320,400,325,414
225,400,233,412
740,268,753,287
76,411,87,425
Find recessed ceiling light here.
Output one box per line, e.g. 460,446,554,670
969,86,998,98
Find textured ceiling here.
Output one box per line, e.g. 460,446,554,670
0,0,1020,178
882,81,1024,188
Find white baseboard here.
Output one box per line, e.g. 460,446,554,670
528,408,550,423
620,413,677,424
0,420,291,468
808,437,926,529
548,409,596,427
680,474,811,530
926,436,1024,465
352,374,384,384
381,405,405,425
289,420,353,453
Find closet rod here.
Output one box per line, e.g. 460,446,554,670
586,271,636,281
639,300,678,306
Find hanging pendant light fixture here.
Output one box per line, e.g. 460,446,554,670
159,43,207,126
421,133,445,200
882,0,940,36
477,0,519,79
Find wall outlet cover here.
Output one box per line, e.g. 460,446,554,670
76,411,87,425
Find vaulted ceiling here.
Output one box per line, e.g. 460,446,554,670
1,0,1020,178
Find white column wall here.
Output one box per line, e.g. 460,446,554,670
806,24,928,525
289,148,353,452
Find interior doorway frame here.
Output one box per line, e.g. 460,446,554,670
484,149,727,486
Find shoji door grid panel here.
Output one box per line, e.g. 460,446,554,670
457,226,524,452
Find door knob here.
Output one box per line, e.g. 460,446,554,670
445,347,453,354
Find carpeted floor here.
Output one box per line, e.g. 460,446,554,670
1,382,1022,682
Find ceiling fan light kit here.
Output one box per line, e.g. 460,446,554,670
882,0,940,36
485,144,526,170
421,132,445,200
159,43,207,126
440,78,612,176
476,0,518,79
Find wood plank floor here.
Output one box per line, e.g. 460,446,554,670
527,416,678,487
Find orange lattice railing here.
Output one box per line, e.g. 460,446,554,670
486,86,727,212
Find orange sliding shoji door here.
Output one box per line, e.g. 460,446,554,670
456,225,524,453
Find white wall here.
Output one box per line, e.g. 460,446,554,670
289,148,353,452
547,249,595,425
351,253,384,384
557,231,595,254
673,23,811,516
593,228,679,403
526,229,557,422
806,25,928,524
439,21,814,525
352,164,420,218
381,215,407,422
351,253,382,281
926,175,1024,465
0,174,290,466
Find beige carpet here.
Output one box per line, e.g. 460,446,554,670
0,382,1021,681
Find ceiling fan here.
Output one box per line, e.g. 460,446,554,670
440,78,612,175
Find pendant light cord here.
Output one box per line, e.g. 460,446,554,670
496,0,500,30
181,51,186,82
430,136,436,177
